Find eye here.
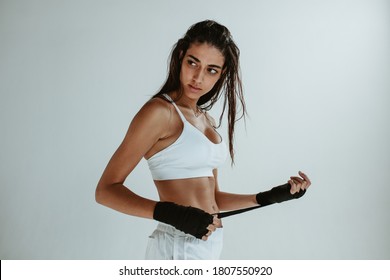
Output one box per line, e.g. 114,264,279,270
208,68,219,75
187,59,197,67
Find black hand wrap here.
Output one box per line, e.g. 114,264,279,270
153,201,214,239
256,183,306,206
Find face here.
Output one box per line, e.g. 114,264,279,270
179,42,225,100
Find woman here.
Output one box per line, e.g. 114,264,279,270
95,20,311,260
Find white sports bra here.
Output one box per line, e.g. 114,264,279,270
147,94,228,181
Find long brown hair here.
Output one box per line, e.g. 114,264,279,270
153,20,246,163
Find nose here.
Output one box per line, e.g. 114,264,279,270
192,68,204,84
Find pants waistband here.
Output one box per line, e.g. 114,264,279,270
155,223,193,238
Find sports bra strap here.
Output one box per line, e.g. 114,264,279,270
163,94,187,123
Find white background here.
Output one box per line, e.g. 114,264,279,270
1,0,389,259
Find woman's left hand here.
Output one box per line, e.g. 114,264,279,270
288,171,311,194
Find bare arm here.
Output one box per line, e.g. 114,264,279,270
213,169,258,211
214,170,312,212
95,98,171,219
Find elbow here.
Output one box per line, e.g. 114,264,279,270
95,182,107,205
95,180,120,205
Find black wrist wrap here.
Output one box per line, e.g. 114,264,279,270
256,183,306,206
153,201,213,239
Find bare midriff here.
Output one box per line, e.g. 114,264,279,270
154,176,219,215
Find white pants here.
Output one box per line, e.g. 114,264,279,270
145,223,223,260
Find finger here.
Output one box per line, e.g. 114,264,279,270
212,215,223,228
294,184,301,193
207,224,216,232
290,176,304,183
298,171,311,190
202,229,213,241
299,171,312,186
293,178,306,192
291,176,308,190
288,179,298,194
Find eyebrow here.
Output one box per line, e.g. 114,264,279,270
188,55,223,69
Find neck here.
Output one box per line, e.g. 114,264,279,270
171,91,202,117
171,91,198,110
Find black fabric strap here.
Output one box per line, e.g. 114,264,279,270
216,183,306,219
153,201,213,239
216,205,263,218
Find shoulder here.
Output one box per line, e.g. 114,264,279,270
129,96,173,131
143,95,171,111
127,96,173,136
135,96,172,121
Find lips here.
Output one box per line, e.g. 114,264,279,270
188,84,202,92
